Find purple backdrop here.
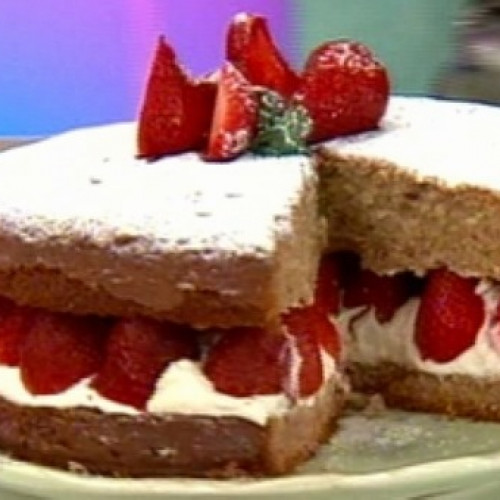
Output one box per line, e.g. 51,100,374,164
0,0,294,136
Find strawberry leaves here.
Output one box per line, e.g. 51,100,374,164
250,90,312,157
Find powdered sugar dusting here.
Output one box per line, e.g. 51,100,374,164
0,123,312,256
326,96,500,190
233,12,251,24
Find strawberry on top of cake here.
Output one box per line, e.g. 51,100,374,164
137,12,389,161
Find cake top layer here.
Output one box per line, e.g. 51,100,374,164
0,123,312,255
326,96,500,190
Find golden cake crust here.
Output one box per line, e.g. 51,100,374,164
0,135,323,330
317,147,500,280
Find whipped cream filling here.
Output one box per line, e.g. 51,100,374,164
340,279,500,378
0,350,340,426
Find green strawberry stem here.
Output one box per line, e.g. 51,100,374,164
251,89,312,156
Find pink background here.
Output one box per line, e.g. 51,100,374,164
1,0,294,135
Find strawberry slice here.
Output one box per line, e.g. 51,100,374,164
0,304,38,366
0,296,14,317
20,312,108,395
203,326,287,397
204,305,338,399
137,37,216,158
283,301,343,391
205,62,258,161
415,269,485,363
188,77,218,149
282,307,324,397
227,13,299,98
343,269,416,323
298,40,389,142
92,317,198,409
315,254,342,315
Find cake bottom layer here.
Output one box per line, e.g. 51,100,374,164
0,377,345,478
348,361,500,421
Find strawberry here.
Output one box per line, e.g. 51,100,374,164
315,254,342,315
0,304,38,366
188,77,218,148
204,62,258,161
315,314,342,361
0,296,14,317
20,312,108,395
415,269,484,363
282,307,324,397
92,317,198,409
343,269,415,323
298,40,389,142
335,251,362,288
204,306,338,399
137,37,216,158
203,326,287,397
226,13,299,98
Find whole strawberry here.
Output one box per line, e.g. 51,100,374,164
298,40,389,142
415,269,484,363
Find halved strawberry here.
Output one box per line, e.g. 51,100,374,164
315,254,342,315
282,307,324,397
203,326,287,397
92,317,198,409
20,312,108,395
227,13,299,98
298,40,389,142
137,37,216,158
0,304,38,366
343,269,415,323
188,77,218,149
415,268,484,363
204,62,258,161
335,251,362,289
0,296,14,317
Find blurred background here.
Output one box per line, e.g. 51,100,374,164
1,0,499,137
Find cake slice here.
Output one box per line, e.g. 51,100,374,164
0,126,346,478
320,96,500,421
319,96,500,279
0,123,322,329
